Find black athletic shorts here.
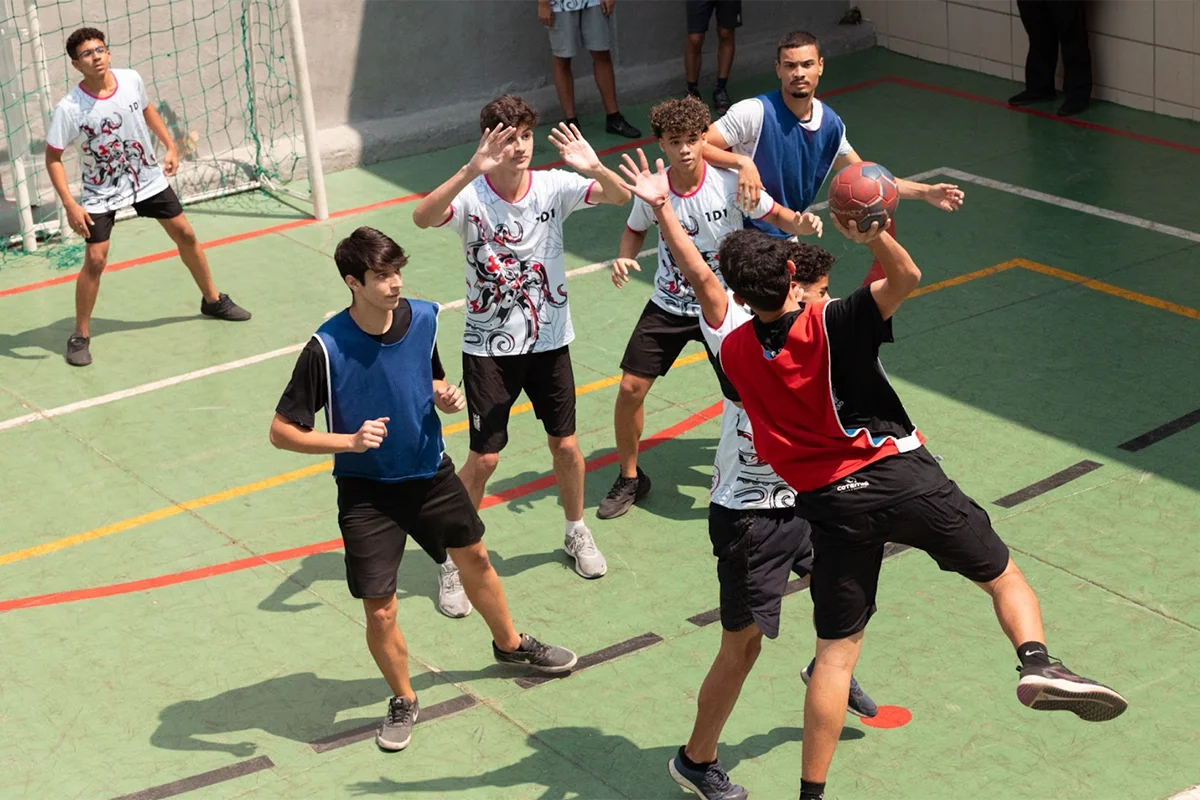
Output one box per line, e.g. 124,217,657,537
808,480,1011,640
462,346,576,454
620,301,738,400
686,0,743,33
336,454,485,599
708,503,814,640
85,186,184,244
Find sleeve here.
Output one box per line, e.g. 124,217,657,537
699,291,754,359
436,183,477,237
134,70,149,107
713,98,762,150
837,123,853,158
554,169,599,218
431,344,446,381
45,103,78,151
823,285,893,358
274,339,328,430
625,196,654,232
748,187,776,220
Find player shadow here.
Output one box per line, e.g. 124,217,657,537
345,724,864,798
0,314,201,360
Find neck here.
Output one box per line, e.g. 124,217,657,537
783,92,815,121
754,296,802,323
489,167,529,202
348,301,393,336
81,71,115,95
668,160,704,193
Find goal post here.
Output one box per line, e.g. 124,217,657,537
0,0,328,260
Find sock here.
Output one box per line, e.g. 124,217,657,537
800,779,825,800
859,217,896,286
1017,640,1052,667
566,116,580,128
565,519,584,535
606,111,623,122
716,77,728,90
687,81,700,95
678,745,713,771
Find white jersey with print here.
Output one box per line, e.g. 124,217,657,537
714,97,854,165
549,0,600,9
700,293,794,510
46,68,168,214
626,164,775,317
440,169,598,356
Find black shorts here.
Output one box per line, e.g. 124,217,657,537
620,301,738,400
708,504,813,640
85,186,184,244
808,480,1011,640
336,454,485,599
462,346,576,454
686,0,743,33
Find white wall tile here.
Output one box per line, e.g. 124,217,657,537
876,33,891,48
949,51,983,71
887,1,927,45
921,0,950,48
1092,33,1156,95
948,3,1011,63
1154,0,1194,51
1010,13,1029,67
1089,0,1155,44
1093,85,1119,103
858,0,889,33
1116,89,1157,111
951,0,1011,13
919,43,951,63
1194,52,1200,106
978,57,1015,79
889,36,922,58
1155,98,1195,117
1155,46,1194,102
1195,0,1200,53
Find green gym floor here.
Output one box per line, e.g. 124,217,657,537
1,46,1198,800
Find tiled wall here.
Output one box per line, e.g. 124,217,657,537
859,0,1200,121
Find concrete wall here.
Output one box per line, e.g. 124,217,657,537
861,0,1200,122
301,0,873,170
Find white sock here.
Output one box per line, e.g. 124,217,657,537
565,519,584,535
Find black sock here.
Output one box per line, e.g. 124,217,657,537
1017,640,1052,667
800,779,825,800
687,81,699,95
678,745,713,771
566,116,580,128
606,112,623,122
716,77,728,90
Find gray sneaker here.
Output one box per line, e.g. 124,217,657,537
437,557,472,618
65,334,91,367
200,292,251,321
376,695,419,751
493,633,578,673
564,524,607,578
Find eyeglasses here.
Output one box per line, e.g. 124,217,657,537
76,46,108,59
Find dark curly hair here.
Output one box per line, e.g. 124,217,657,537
66,27,105,60
718,230,793,311
480,94,538,134
783,239,836,286
649,96,711,139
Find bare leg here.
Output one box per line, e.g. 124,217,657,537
801,632,863,784
447,540,522,651
613,372,654,479
74,240,111,338
458,450,500,509
716,26,736,81
976,557,1046,647
157,215,218,303
589,49,620,115
685,32,706,84
548,434,585,521
363,595,415,700
553,56,576,118
684,625,764,763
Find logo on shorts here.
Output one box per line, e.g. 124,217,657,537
836,478,869,492
472,413,481,431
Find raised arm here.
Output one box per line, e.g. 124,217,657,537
617,149,728,329
413,125,513,228
548,123,631,205
834,149,964,212
831,217,921,320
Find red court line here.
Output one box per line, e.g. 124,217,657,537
0,402,722,613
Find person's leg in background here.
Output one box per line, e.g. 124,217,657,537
1010,0,1059,106
1050,0,1091,116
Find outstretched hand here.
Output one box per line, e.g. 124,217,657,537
794,211,823,238
549,122,601,174
617,149,670,208
925,183,965,212
468,125,514,174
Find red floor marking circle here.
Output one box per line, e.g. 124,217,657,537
861,705,912,729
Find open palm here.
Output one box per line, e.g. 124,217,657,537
549,123,601,173
469,125,513,174
617,149,669,207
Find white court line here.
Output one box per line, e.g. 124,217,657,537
1169,785,1200,800
0,248,656,433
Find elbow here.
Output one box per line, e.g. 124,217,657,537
411,209,429,230
268,421,285,449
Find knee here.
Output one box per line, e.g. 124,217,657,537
469,451,500,476
618,373,651,403
81,254,107,276
364,597,398,631
687,33,706,49
719,630,763,670
173,226,198,249
717,27,735,43
449,541,491,574
589,49,612,64
547,435,580,460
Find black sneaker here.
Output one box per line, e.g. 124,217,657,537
65,333,91,367
376,695,419,751
1057,97,1089,117
668,747,747,800
1016,659,1127,722
802,658,879,718
200,293,252,321
596,467,651,520
493,633,578,673
713,87,732,115
605,114,642,139
1008,89,1056,106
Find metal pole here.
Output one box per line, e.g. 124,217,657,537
26,1,66,241
283,0,327,220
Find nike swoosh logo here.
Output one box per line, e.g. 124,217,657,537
1024,650,1044,657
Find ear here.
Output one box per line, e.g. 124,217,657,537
343,274,361,292
818,57,825,75
786,259,797,277
732,291,746,308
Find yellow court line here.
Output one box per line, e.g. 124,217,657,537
910,260,1020,298
0,349,711,568
1014,258,1200,321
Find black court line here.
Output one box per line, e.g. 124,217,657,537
308,693,478,753
685,543,911,628
993,460,1103,508
514,632,663,689
1118,409,1200,452
110,756,274,800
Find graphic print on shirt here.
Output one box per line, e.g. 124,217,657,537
463,213,568,355
711,400,794,511
78,111,158,196
654,212,722,316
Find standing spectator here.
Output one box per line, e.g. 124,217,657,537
538,0,642,138
685,1,742,114
1009,0,1092,117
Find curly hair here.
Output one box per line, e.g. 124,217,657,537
479,94,538,134
783,239,836,286
718,230,793,311
649,96,711,139
66,27,105,59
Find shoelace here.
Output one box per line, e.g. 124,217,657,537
569,528,599,557
386,698,415,726
702,762,733,792
603,476,638,500
440,563,463,594
517,634,553,662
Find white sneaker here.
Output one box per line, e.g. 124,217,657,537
437,557,472,618
564,524,607,579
